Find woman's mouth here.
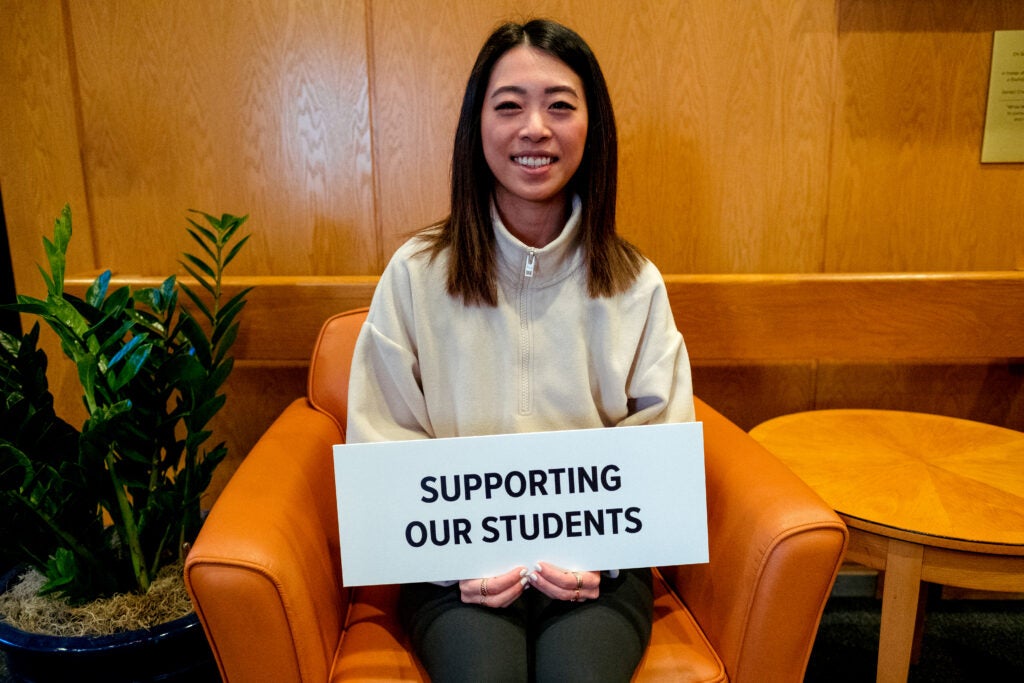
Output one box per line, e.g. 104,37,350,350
513,156,554,168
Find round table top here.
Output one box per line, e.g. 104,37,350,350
750,409,1024,551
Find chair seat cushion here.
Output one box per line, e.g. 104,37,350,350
330,570,724,681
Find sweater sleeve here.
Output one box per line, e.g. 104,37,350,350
617,268,696,427
345,252,435,444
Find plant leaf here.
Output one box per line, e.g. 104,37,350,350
185,217,217,244
212,322,240,363
179,260,216,297
185,229,218,262
222,234,251,268
181,252,216,280
177,314,212,367
85,270,112,308
178,283,213,325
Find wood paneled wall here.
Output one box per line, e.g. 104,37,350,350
2,1,1023,500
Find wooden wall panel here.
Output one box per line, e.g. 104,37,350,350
0,1,95,438
827,0,1024,271
694,361,1024,433
65,0,376,276
0,0,93,298
815,361,1024,432
692,362,819,431
605,0,835,273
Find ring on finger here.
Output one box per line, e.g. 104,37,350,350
480,578,489,597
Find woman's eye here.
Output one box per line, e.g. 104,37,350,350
494,101,521,111
550,101,577,111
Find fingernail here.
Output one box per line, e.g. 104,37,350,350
533,563,543,573
520,576,529,586
529,573,538,582
520,568,529,578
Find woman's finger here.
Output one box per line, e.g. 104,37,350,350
527,562,600,602
459,566,528,608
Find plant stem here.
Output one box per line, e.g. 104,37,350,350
105,447,150,593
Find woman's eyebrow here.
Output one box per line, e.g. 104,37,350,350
489,84,580,98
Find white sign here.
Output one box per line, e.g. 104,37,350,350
333,422,707,586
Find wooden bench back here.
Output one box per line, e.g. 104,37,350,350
67,271,1024,365
665,272,1024,362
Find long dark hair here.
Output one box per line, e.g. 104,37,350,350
423,18,643,306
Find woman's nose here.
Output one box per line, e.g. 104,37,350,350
520,109,551,140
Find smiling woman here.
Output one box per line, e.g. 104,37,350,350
343,18,695,682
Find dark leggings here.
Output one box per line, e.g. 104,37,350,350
399,568,653,683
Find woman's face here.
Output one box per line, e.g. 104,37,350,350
481,45,588,216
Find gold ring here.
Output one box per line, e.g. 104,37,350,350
571,588,580,602
572,571,582,590
480,578,489,597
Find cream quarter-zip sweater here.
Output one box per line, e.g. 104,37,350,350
346,197,695,444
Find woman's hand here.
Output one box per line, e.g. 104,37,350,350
460,566,528,608
527,562,600,602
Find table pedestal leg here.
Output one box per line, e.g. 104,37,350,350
876,539,924,683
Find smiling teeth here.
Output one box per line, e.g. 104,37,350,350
514,156,552,167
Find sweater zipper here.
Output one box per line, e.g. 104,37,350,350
518,250,535,414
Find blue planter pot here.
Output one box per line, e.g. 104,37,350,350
0,569,219,682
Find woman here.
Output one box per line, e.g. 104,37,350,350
347,18,694,681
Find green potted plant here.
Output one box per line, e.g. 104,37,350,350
0,204,250,681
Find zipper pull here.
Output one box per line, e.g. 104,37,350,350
524,251,536,278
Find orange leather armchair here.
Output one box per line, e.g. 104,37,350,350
185,308,848,682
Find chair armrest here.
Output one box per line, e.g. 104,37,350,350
659,398,848,683
185,398,348,683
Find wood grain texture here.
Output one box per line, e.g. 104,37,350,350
613,0,835,273
65,0,376,276
0,0,93,297
827,0,1024,272
752,409,1024,547
691,361,818,430
0,1,95,430
666,271,1024,361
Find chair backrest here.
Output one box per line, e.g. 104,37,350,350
307,307,369,439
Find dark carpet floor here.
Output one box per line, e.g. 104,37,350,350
806,595,1024,682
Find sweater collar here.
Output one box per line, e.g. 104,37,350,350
492,195,583,286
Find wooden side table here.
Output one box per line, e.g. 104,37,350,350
749,409,1024,683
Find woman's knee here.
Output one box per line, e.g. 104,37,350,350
533,570,654,682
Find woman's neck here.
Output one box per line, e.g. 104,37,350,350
493,192,570,248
